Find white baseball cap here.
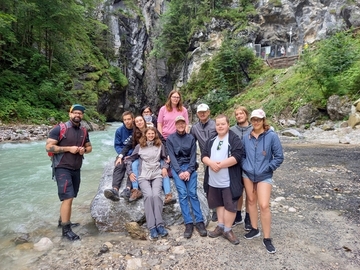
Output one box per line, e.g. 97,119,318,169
197,103,210,112
250,109,266,119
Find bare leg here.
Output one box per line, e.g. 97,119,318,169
60,198,73,224
257,182,272,238
243,178,258,229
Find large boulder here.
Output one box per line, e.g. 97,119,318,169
90,163,211,232
326,95,351,121
296,103,321,125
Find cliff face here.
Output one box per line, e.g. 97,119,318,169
98,0,360,121
97,0,171,120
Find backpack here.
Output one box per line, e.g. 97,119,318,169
48,122,87,159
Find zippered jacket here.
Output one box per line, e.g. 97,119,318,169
190,119,216,155
242,129,284,182
201,130,243,200
166,132,197,175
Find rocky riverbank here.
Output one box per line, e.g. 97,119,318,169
0,121,105,143
7,132,360,270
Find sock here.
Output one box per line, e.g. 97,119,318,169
61,221,71,226
224,226,231,232
218,223,224,229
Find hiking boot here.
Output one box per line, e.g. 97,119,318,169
244,228,260,239
129,189,143,202
119,188,131,199
211,211,218,222
149,227,158,241
184,223,194,239
208,225,224,238
156,225,168,237
62,223,80,241
244,216,252,231
195,222,207,237
104,188,120,201
232,211,243,227
58,219,80,228
263,238,276,254
164,193,176,205
223,230,240,245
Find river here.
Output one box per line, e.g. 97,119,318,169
0,123,121,269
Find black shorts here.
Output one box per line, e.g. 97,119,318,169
207,186,238,213
55,168,81,201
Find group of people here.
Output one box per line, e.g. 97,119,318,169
46,90,284,254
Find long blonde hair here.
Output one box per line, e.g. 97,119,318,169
165,90,184,112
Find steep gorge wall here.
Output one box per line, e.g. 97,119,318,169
98,0,360,121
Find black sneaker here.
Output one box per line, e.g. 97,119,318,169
211,211,218,222
195,222,207,237
104,188,120,201
119,188,131,199
62,223,80,241
244,228,260,239
263,238,276,254
232,211,243,227
244,216,252,231
184,223,194,239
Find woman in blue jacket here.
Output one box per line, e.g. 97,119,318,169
242,109,284,254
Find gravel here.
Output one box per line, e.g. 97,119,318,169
6,125,360,269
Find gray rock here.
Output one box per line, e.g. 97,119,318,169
281,129,302,137
296,104,321,125
90,162,210,232
327,95,352,121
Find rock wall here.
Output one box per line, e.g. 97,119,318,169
97,0,360,121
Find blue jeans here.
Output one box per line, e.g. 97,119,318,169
131,159,171,194
171,164,204,224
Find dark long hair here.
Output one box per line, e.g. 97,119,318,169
132,115,146,148
140,105,153,115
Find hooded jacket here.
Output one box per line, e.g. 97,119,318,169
230,122,252,141
201,130,243,200
242,129,284,182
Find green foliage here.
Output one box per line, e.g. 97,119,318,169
0,0,118,123
298,31,360,99
152,0,253,66
269,0,282,7
183,38,264,115
108,66,129,87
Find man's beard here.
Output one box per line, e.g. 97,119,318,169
71,116,81,124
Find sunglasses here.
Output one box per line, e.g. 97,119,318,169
217,140,223,150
